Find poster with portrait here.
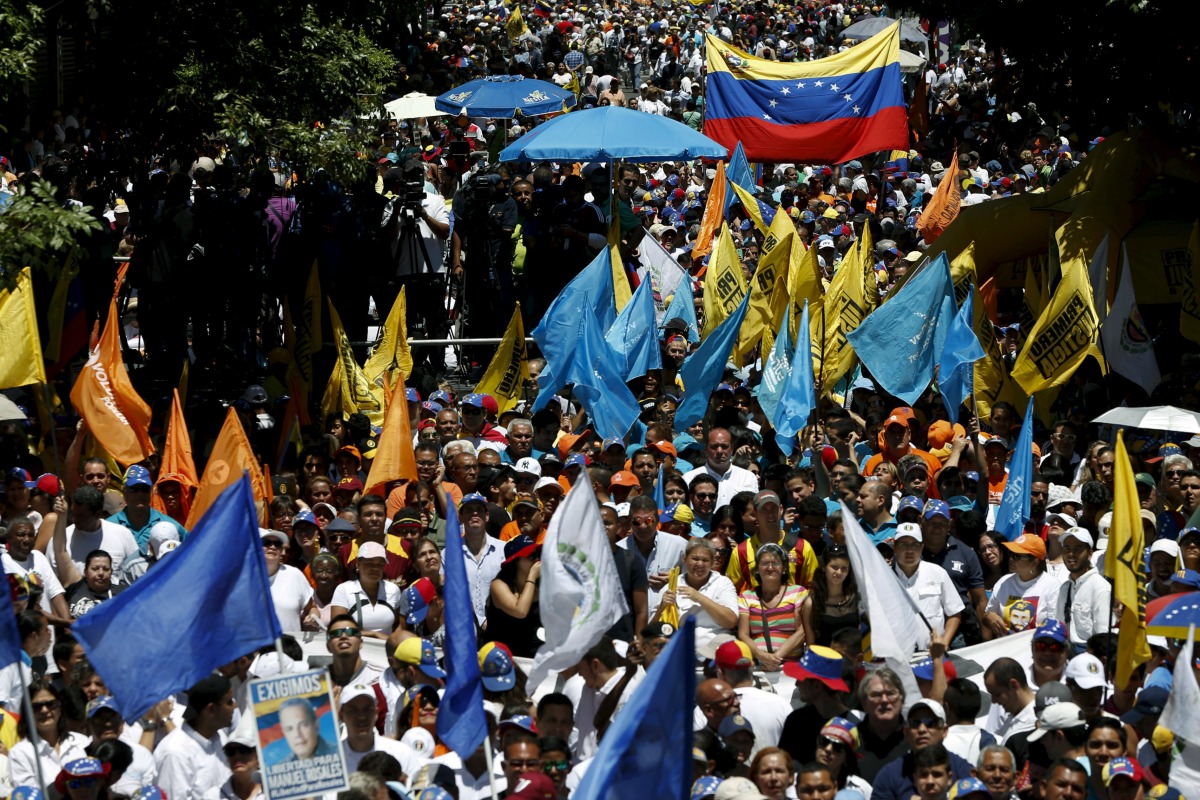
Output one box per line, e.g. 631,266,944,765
250,669,349,800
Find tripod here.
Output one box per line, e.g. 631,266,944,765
393,201,456,378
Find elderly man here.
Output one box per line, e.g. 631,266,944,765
504,418,535,463
871,698,975,800
682,428,759,509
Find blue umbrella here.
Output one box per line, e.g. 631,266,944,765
435,75,575,118
1147,591,1200,638
499,106,728,163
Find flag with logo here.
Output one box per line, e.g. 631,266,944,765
506,5,528,39
1105,429,1151,690
186,407,268,528
325,298,384,423
0,268,48,389
1102,245,1160,395
938,290,986,425
1011,263,1100,395
474,304,530,414
363,285,414,409
704,25,907,163
606,279,663,380
701,224,748,339
822,225,876,387
151,389,200,525
755,304,793,424
737,212,792,356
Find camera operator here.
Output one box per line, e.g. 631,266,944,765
450,166,518,362
381,161,450,372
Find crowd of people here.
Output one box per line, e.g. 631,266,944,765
0,0,1197,800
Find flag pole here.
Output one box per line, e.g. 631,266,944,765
482,736,500,800
17,661,49,796
42,383,64,482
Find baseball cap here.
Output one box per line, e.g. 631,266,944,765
1064,653,1106,689
905,699,946,724
1182,527,1200,543
293,508,317,528
1135,472,1158,491
1103,757,1145,786
514,457,542,478
147,521,181,559
5,468,32,488
54,759,111,794
461,393,487,409
33,474,61,495
1004,533,1047,559
1171,569,1200,590
1034,620,1069,645
899,454,929,477
340,683,378,706
660,503,695,525
399,578,439,627
1035,681,1074,711
336,445,363,465
1028,701,1086,741
885,407,916,428
10,788,44,800
897,496,924,517
1151,539,1181,559
459,492,489,510
947,496,973,513
911,657,957,682
715,640,755,670
335,477,364,494
692,776,723,800
1045,513,1078,529
753,490,781,509
260,528,288,546
819,716,859,749
641,621,677,640
718,713,755,740
498,714,539,736
1046,484,1076,511
782,645,848,692
1058,527,1093,548
507,772,558,799
714,777,769,800
647,440,678,457
922,499,950,520
478,642,516,691
502,534,540,565
894,522,923,542
85,696,120,719
393,637,446,680
534,477,564,495
602,437,626,452
564,453,589,470
948,778,991,800
125,464,153,489
358,541,387,561
1121,687,1168,725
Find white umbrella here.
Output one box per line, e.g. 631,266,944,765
384,92,447,120
1092,406,1200,434
0,396,26,421
897,48,927,74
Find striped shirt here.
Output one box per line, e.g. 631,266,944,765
738,584,807,654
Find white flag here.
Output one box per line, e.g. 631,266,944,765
1101,244,1160,395
527,480,630,688
1163,627,1200,796
841,503,923,702
1087,232,1111,325
638,232,687,318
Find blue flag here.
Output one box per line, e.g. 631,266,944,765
774,300,816,457
72,475,282,721
994,401,1035,542
937,290,985,424
532,248,618,411
661,276,700,344
0,569,22,670
675,291,752,429
725,142,754,202
606,278,662,380
754,303,792,424
566,311,641,440
846,253,956,406
653,463,665,510
436,501,488,757
572,618,696,800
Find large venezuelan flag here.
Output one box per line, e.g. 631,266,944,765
704,23,908,163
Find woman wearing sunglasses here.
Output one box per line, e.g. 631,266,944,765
814,717,872,796
982,533,1059,640
9,680,90,788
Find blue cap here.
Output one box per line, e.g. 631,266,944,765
691,776,722,800
896,496,923,516
11,788,44,800
1033,619,1068,644
125,465,153,489
923,499,951,520
430,390,453,405
739,219,752,231
564,453,588,469
6,468,34,488
674,433,702,454
498,714,538,735
1171,569,1200,590
817,235,835,249
714,383,735,395
479,644,516,691
293,509,317,527
947,495,973,512
602,437,626,451
420,401,443,414
461,393,486,408
660,503,680,523
85,696,120,719
417,788,454,800
846,160,863,169
459,492,488,509
949,778,990,800
964,471,980,483
62,758,108,778
718,713,755,739
406,387,421,402
799,210,816,223
912,657,956,682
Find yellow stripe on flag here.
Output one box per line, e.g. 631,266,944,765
1106,429,1151,690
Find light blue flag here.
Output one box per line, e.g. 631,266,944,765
754,303,792,424
845,252,957,406
573,618,696,800
606,278,662,380
653,463,665,510
565,310,641,441
436,501,488,756
724,142,754,207
661,275,700,344
994,401,1035,542
937,290,985,424
774,300,816,457
533,248,618,411
675,291,752,429
73,475,282,721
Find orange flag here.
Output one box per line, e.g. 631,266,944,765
917,157,961,244
69,264,154,466
364,374,418,498
186,407,268,528
691,160,728,258
151,389,199,525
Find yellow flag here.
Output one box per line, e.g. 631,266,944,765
294,260,322,398
320,355,344,425
0,268,48,389
1011,262,1100,395
788,237,822,342
474,303,530,414
823,225,877,386
1106,429,1151,690
702,224,748,338
327,299,385,424
1181,221,1200,343
506,5,528,39
761,272,789,359
1019,257,1047,345
609,199,632,312
659,567,681,626
44,252,78,363
363,286,414,416
738,211,793,355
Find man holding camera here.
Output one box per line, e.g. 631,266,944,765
381,161,450,371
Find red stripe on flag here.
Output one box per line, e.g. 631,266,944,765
703,106,909,164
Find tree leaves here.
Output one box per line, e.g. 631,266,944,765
0,182,102,291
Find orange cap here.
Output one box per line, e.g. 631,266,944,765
610,470,640,488
648,440,678,457
1003,533,1047,560
886,407,916,428
927,421,966,450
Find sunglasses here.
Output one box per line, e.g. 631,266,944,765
327,533,353,542
327,627,361,639
262,540,285,550
542,760,570,772
818,737,847,753
693,492,717,500
907,717,943,730
1034,639,1066,653
32,700,59,712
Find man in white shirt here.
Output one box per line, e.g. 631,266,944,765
982,658,1037,743
617,496,686,616
447,493,505,624
683,428,759,509
3,515,69,624
340,683,426,776
563,638,643,760
1053,527,1111,654
48,486,140,581
384,161,450,276
892,523,964,651
155,674,236,800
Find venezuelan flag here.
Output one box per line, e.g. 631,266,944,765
533,0,553,18
704,23,907,163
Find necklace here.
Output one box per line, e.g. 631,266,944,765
827,594,855,609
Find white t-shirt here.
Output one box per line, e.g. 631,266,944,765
986,571,1061,635
343,732,426,778
733,686,791,753
268,565,315,633
4,549,66,668
331,579,402,635
49,519,140,580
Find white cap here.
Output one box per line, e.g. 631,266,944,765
1027,701,1086,741
905,698,946,723
260,528,288,546
148,521,181,559
514,457,542,477
1098,512,1113,539
1046,483,1076,511
1065,653,1106,690
534,477,564,494
1151,539,1181,559
714,777,769,800
358,541,388,561
1058,527,1093,548
894,522,923,542
1045,513,1078,529
158,540,180,557
340,683,377,706
615,502,631,518
400,727,436,758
